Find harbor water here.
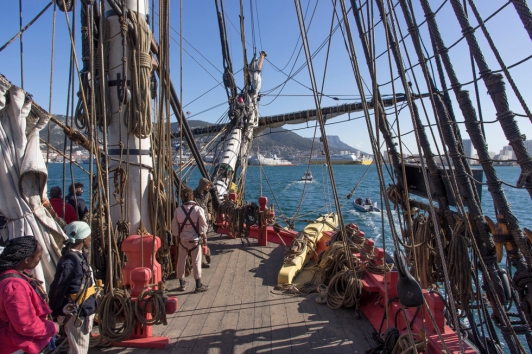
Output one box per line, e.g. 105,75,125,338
47,163,527,253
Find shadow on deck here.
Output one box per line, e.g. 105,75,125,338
92,233,379,353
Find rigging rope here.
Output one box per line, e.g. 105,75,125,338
126,11,152,138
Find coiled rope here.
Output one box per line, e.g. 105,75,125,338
406,214,439,289
447,219,472,316
97,288,135,342
126,11,152,138
134,286,168,326
316,269,363,310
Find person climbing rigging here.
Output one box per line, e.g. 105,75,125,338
48,222,96,354
172,188,209,293
66,183,88,220
49,186,78,224
0,236,57,354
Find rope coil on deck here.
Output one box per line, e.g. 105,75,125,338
97,288,135,343
134,285,168,326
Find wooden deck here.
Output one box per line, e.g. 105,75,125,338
93,234,379,353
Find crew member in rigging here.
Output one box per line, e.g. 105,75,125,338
0,236,57,354
172,188,209,293
49,222,96,354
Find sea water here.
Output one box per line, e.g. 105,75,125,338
47,163,527,252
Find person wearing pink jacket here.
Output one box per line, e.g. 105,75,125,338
0,236,57,354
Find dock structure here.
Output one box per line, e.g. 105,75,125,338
93,234,379,353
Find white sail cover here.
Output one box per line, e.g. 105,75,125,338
0,75,66,287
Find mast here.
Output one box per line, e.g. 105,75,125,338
211,0,265,199
104,0,153,235
212,52,266,198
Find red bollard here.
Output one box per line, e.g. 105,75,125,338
121,235,162,287
113,234,178,349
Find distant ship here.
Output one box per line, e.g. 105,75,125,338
310,153,361,165
249,154,294,166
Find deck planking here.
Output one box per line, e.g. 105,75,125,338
92,233,379,354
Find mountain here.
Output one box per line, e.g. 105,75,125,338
306,135,364,154
42,117,368,158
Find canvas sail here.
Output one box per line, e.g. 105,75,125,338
0,75,66,287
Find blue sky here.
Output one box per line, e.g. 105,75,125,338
1,0,531,156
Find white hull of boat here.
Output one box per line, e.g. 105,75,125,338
353,201,380,213
310,154,361,165
249,154,293,166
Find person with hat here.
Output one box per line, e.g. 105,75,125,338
48,222,96,354
194,177,214,223
0,236,57,354
172,188,209,293
194,178,214,268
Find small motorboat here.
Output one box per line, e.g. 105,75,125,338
353,197,381,212
301,171,313,181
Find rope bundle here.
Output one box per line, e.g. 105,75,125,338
447,220,473,316
126,11,152,138
97,288,135,342
359,239,375,262
316,242,363,285
134,286,168,326
148,179,172,278
323,269,363,310
346,223,366,251
366,254,394,275
406,214,439,288
283,226,321,265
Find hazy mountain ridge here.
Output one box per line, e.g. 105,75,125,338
42,117,368,157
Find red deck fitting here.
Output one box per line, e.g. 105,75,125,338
360,248,476,353
112,234,179,349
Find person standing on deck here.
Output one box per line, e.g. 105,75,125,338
66,183,88,221
0,236,57,354
172,188,209,293
49,186,78,224
194,178,214,268
194,178,214,223
48,222,96,354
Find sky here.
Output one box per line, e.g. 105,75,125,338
1,0,532,156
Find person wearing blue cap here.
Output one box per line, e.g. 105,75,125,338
48,222,96,354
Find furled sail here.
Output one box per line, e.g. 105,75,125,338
0,75,66,287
